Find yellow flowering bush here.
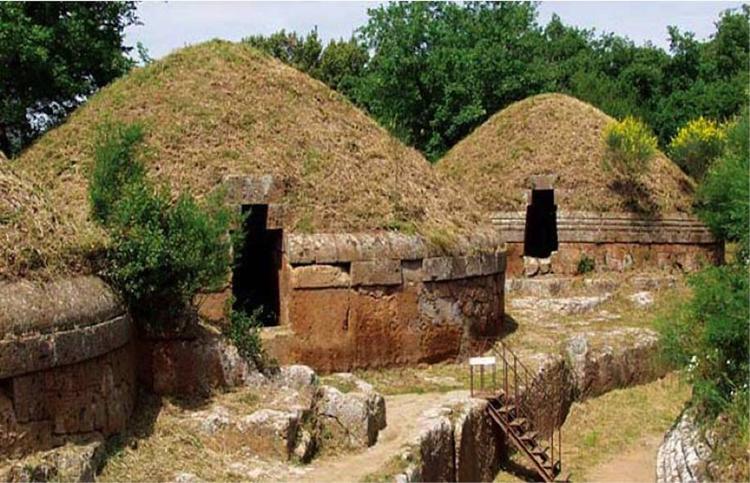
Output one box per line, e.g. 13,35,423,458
603,116,658,179
669,117,728,179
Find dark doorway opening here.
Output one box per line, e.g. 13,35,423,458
523,189,558,258
232,204,281,326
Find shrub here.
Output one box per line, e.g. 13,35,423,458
88,122,239,328
89,122,146,226
225,307,265,367
576,254,595,274
695,112,749,263
603,116,658,179
657,265,749,418
669,117,727,179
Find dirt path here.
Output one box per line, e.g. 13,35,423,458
583,434,662,482
288,390,468,482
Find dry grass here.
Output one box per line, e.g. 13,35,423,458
438,93,695,213
9,40,491,280
0,164,103,280
354,362,471,396
561,373,689,479
98,387,282,482
495,373,690,482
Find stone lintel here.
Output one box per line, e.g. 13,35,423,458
223,174,286,205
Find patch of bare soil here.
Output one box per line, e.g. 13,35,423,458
585,434,661,482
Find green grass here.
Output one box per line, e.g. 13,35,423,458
496,373,690,482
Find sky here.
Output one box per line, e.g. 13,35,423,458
125,1,745,60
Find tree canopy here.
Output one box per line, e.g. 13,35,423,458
0,2,138,157
248,2,749,162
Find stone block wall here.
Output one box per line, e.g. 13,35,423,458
269,233,506,372
493,211,723,276
0,277,136,460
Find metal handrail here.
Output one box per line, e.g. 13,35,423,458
473,337,563,478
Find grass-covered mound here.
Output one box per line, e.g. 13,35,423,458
11,40,489,279
438,93,694,213
0,164,95,279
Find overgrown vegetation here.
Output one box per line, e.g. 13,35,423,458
669,117,728,179
88,122,238,329
695,113,750,261
224,303,268,370
603,116,658,179
656,110,749,480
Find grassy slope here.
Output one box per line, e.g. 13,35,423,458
0,164,93,280
438,93,695,213
8,40,490,280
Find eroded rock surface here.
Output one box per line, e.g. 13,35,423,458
315,374,386,449
0,437,105,483
510,294,611,315
394,397,505,483
565,328,665,400
657,411,712,483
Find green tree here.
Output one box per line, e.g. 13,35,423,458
243,29,367,95
244,28,323,74
317,37,368,95
695,112,750,261
0,2,138,157
352,1,549,160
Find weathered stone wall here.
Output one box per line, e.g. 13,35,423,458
268,233,506,372
395,397,506,483
656,410,713,483
493,211,722,276
0,277,136,460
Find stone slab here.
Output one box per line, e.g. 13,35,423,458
423,253,504,282
292,265,351,289
350,259,402,286
222,174,286,204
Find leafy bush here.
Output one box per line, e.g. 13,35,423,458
669,117,727,179
225,307,265,367
576,254,595,274
603,116,658,179
657,265,749,418
88,122,238,328
89,122,146,225
695,112,749,263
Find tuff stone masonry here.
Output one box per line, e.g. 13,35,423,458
261,232,507,372
493,211,722,276
0,277,136,460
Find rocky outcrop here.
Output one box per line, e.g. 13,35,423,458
511,294,611,315
314,374,386,449
394,397,505,482
657,411,712,483
0,436,105,482
565,328,666,400
520,353,576,438
239,409,310,461
138,331,265,396
454,399,504,482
